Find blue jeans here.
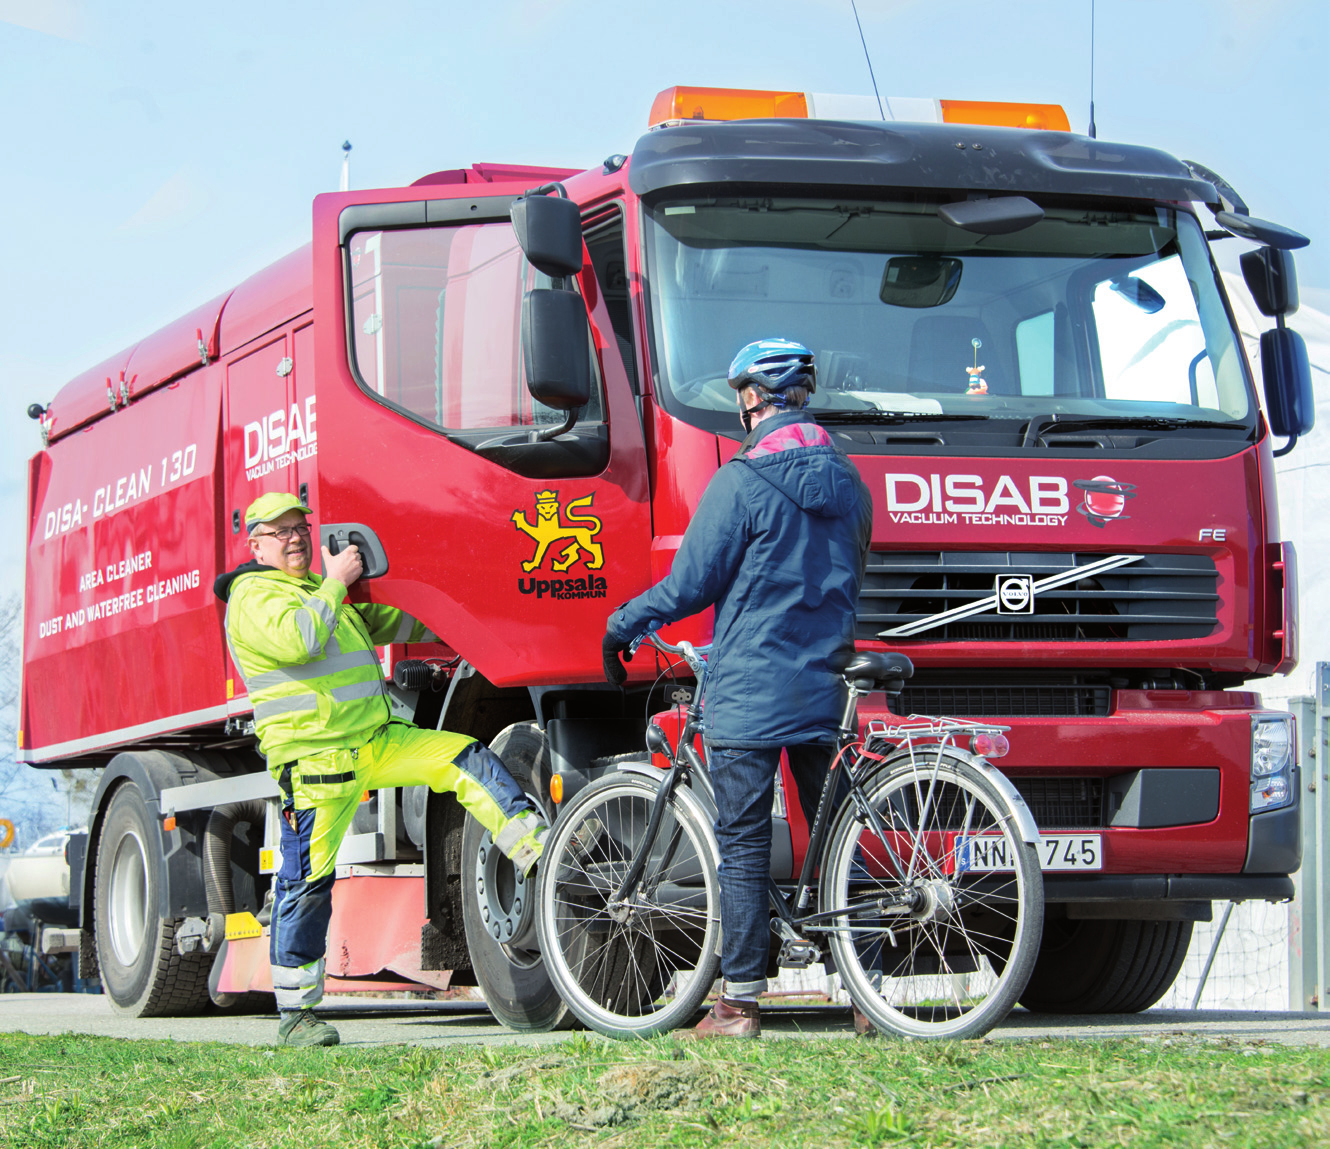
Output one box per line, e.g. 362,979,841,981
708,742,838,996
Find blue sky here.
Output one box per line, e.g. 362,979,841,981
0,0,1326,596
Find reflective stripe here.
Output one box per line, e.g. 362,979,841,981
295,612,324,658
254,694,319,721
305,595,337,632
392,616,416,643
300,771,355,785
272,957,324,1010
245,649,383,692
330,680,386,704
495,812,544,856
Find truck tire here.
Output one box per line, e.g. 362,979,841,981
1019,915,1194,1014
93,782,212,1017
461,722,571,1032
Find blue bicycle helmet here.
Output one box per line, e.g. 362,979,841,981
727,338,816,431
727,338,817,395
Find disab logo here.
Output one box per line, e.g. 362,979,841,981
512,490,605,573
1073,476,1137,528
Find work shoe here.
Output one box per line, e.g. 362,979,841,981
277,1009,340,1047
687,996,761,1039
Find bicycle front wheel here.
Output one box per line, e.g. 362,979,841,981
821,751,1042,1039
536,771,722,1038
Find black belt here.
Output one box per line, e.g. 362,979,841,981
300,771,356,785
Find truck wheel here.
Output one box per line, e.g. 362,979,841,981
461,722,571,1032
93,782,211,1017
1019,915,1194,1014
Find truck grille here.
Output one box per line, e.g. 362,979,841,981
1010,777,1105,828
897,683,1110,717
881,777,1104,830
859,551,1219,643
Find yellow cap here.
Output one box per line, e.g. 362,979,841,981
244,492,311,534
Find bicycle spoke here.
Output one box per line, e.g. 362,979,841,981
821,751,1041,1039
538,776,722,1037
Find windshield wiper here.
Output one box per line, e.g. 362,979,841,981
1021,414,1251,447
814,411,989,425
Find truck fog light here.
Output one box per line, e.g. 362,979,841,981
1251,716,1294,813
1252,774,1292,812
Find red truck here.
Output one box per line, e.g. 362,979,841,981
20,86,1311,1024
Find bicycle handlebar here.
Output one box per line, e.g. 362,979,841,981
628,629,713,680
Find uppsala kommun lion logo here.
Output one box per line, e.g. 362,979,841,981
512,490,605,572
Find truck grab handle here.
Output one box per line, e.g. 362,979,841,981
320,522,390,579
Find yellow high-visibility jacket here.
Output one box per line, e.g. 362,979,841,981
216,562,434,771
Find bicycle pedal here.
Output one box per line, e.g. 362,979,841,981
777,939,821,969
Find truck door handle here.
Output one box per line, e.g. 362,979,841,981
320,522,390,580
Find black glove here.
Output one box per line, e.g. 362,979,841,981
602,632,632,687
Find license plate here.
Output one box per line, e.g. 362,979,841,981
956,833,1102,872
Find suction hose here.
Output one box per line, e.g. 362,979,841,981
204,800,269,916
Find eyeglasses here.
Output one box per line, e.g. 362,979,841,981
252,523,313,542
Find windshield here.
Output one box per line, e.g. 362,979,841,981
643,197,1254,441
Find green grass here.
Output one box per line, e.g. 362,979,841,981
0,1030,1327,1148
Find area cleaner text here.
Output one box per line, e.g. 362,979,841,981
885,473,1070,527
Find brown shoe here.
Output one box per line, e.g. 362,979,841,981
853,1005,877,1037
688,996,761,1039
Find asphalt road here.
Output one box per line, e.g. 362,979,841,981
2,994,1328,1048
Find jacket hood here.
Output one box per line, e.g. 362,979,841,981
737,412,863,518
213,559,286,602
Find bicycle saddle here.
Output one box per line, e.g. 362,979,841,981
827,649,915,692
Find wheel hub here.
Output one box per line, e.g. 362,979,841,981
107,829,150,967
908,878,958,924
473,832,539,966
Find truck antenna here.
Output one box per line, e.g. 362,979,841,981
1087,0,1097,138
850,1,886,121
340,140,352,192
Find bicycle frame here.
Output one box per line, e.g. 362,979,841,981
632,634,1031,957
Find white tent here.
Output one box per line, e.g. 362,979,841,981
1227,275,1330,707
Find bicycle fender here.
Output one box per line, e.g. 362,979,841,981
607,760,720,820
967,756,1041,845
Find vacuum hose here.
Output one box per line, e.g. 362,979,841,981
204,800,269,916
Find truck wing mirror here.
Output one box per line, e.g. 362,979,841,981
1214,211,1309,251
1241,246,1300,318
511,185,584,279
523,287,591,428
1261,326,1313,456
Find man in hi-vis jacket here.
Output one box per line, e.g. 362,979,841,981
214,492,547,1047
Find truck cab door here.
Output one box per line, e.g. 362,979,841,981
311,183,651,686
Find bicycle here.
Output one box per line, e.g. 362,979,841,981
535,634,1044,1039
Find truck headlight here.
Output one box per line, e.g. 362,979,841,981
1251,715,1294,813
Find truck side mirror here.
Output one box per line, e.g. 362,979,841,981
523,287,591,413
511,187,584,279
1261,326,1313,456
1241,246,1300,318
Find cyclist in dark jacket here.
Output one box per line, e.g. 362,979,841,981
604,338,873,1038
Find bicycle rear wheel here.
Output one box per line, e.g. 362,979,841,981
821,750,1042,1039
536,771,721,1038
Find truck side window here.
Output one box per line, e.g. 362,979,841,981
1015,311,1055,397
1089,254,1220,408
347,222,604,433
583,207,638,393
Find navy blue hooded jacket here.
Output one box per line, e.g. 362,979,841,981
607,411,873,748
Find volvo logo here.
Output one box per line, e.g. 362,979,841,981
995,574,1035,614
